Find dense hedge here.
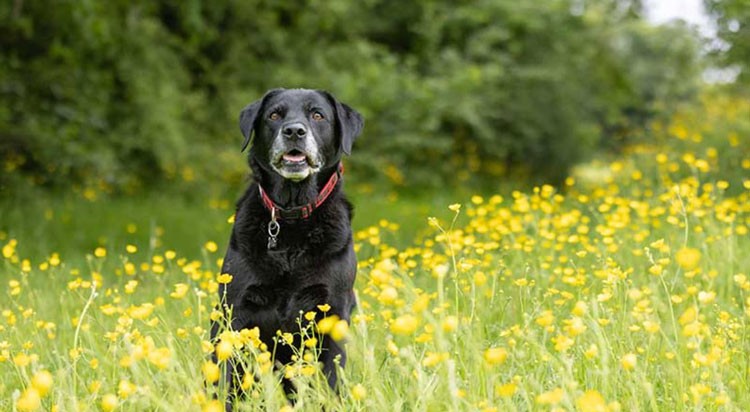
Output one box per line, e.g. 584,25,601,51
0,0,702,194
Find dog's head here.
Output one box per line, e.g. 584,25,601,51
239,88,363,182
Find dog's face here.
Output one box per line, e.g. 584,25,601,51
239,89,363,182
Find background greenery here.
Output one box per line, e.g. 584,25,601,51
2,1,750,411
0,0,717,196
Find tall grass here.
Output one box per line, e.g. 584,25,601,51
1,92,749,411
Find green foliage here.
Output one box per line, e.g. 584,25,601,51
706,0,750,84
0,1,202,193
0,0,702,194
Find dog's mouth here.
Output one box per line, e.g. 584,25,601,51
271,147,322,181
281,149,309,165
273,148,320,170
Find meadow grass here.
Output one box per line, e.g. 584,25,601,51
2,95,750,411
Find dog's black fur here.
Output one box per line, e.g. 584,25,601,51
211,88,363,406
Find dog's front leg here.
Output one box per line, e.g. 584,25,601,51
319,334,346,392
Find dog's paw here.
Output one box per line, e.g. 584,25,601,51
286,284,329,317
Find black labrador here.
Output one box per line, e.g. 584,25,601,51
210,88,363,405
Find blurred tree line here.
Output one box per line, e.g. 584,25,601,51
706,0,750,85
0,0,707,195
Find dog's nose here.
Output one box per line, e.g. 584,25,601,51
282,123,307,140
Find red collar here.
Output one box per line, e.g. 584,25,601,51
258,164,343,220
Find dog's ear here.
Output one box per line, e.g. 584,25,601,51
239,89,284,152
321,91,364,155
239,100,261,152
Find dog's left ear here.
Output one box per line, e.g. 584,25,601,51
321,91,364,155
239,88,285,152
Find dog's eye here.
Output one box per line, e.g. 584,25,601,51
312,112,324,121
269,112,281,121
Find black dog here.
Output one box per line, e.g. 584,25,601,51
211,88,363,405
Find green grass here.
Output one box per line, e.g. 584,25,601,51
2,93,750,411
0,180,463,264
2,170,749,411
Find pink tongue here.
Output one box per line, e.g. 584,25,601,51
283,153,306,162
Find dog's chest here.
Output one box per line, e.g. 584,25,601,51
239,217,334,269
261,223,326,270
265,247,309,273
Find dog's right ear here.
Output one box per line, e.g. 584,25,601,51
239,100,261,152
239,89,284,152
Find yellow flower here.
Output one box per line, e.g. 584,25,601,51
495,382,517,398
715,391,730,406
2,239,16,259
241,373,253,391
564,317,587,336
202,361,220,383
215,340,233,362
351,383,367,400
202,400,224,412
442,315,459,333
621,353,637,371
330,319,349,342
317,304,331,313
204,241,218,253
299,364,317,376
679,306,697,325
117,380,136,399
536,387,564,405
377,287,399,305
643,320,660,334
675,248,701,271
576,390,608,412
13,352,31,367
535,310,555,327
170,283,189,299
572,301,588,316
94,247,107,258
126,244,137,254
216,273,233,284
48,253,60,266
16,388,41,412
101,394,118,412
390,314,418,336
124,280,138,294
88,380,102,393
31,370,53,396
552,335,574,352
484,347,508,365
422,351,449,367
449,203,462,212
128,303,154,320
317,315,340,335
698,291,716,305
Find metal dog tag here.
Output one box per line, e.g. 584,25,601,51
267,211,280,250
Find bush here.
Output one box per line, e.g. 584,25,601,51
0,0,702,195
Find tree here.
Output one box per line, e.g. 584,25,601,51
705,0,750,85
